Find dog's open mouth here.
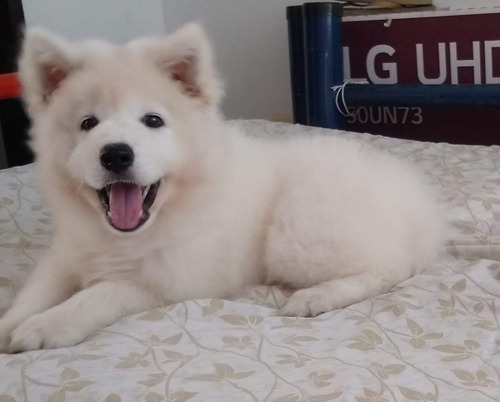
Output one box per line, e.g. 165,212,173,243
97,180,160,232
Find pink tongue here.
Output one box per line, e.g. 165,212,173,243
109,183,143,230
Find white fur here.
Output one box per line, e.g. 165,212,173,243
0,24,443,352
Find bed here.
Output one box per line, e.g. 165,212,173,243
0,120,499,401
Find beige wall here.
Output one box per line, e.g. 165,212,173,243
22,0,497,120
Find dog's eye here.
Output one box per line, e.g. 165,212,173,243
80,116,99,131
141,114,165,129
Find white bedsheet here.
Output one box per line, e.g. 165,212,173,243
0,120,499,401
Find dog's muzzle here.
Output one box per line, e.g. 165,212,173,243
97,180,160,232
96,142,160,232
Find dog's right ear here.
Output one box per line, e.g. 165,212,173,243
18,29,77,114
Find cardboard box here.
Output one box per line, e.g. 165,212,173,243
342,8,500,144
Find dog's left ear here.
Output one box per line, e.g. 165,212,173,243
139,23,223,106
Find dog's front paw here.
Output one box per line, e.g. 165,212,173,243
9,311,90,352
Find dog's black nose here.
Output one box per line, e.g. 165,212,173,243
100,143,134,174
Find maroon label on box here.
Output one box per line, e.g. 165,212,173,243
342,11,500,144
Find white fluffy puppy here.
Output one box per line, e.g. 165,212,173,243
0,24,443,352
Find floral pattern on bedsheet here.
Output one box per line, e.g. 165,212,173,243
0,120,499,401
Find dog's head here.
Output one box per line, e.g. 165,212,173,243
19,23,224,233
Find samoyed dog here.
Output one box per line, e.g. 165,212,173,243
0,23,443,352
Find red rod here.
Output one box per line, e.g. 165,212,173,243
0,73,21,100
